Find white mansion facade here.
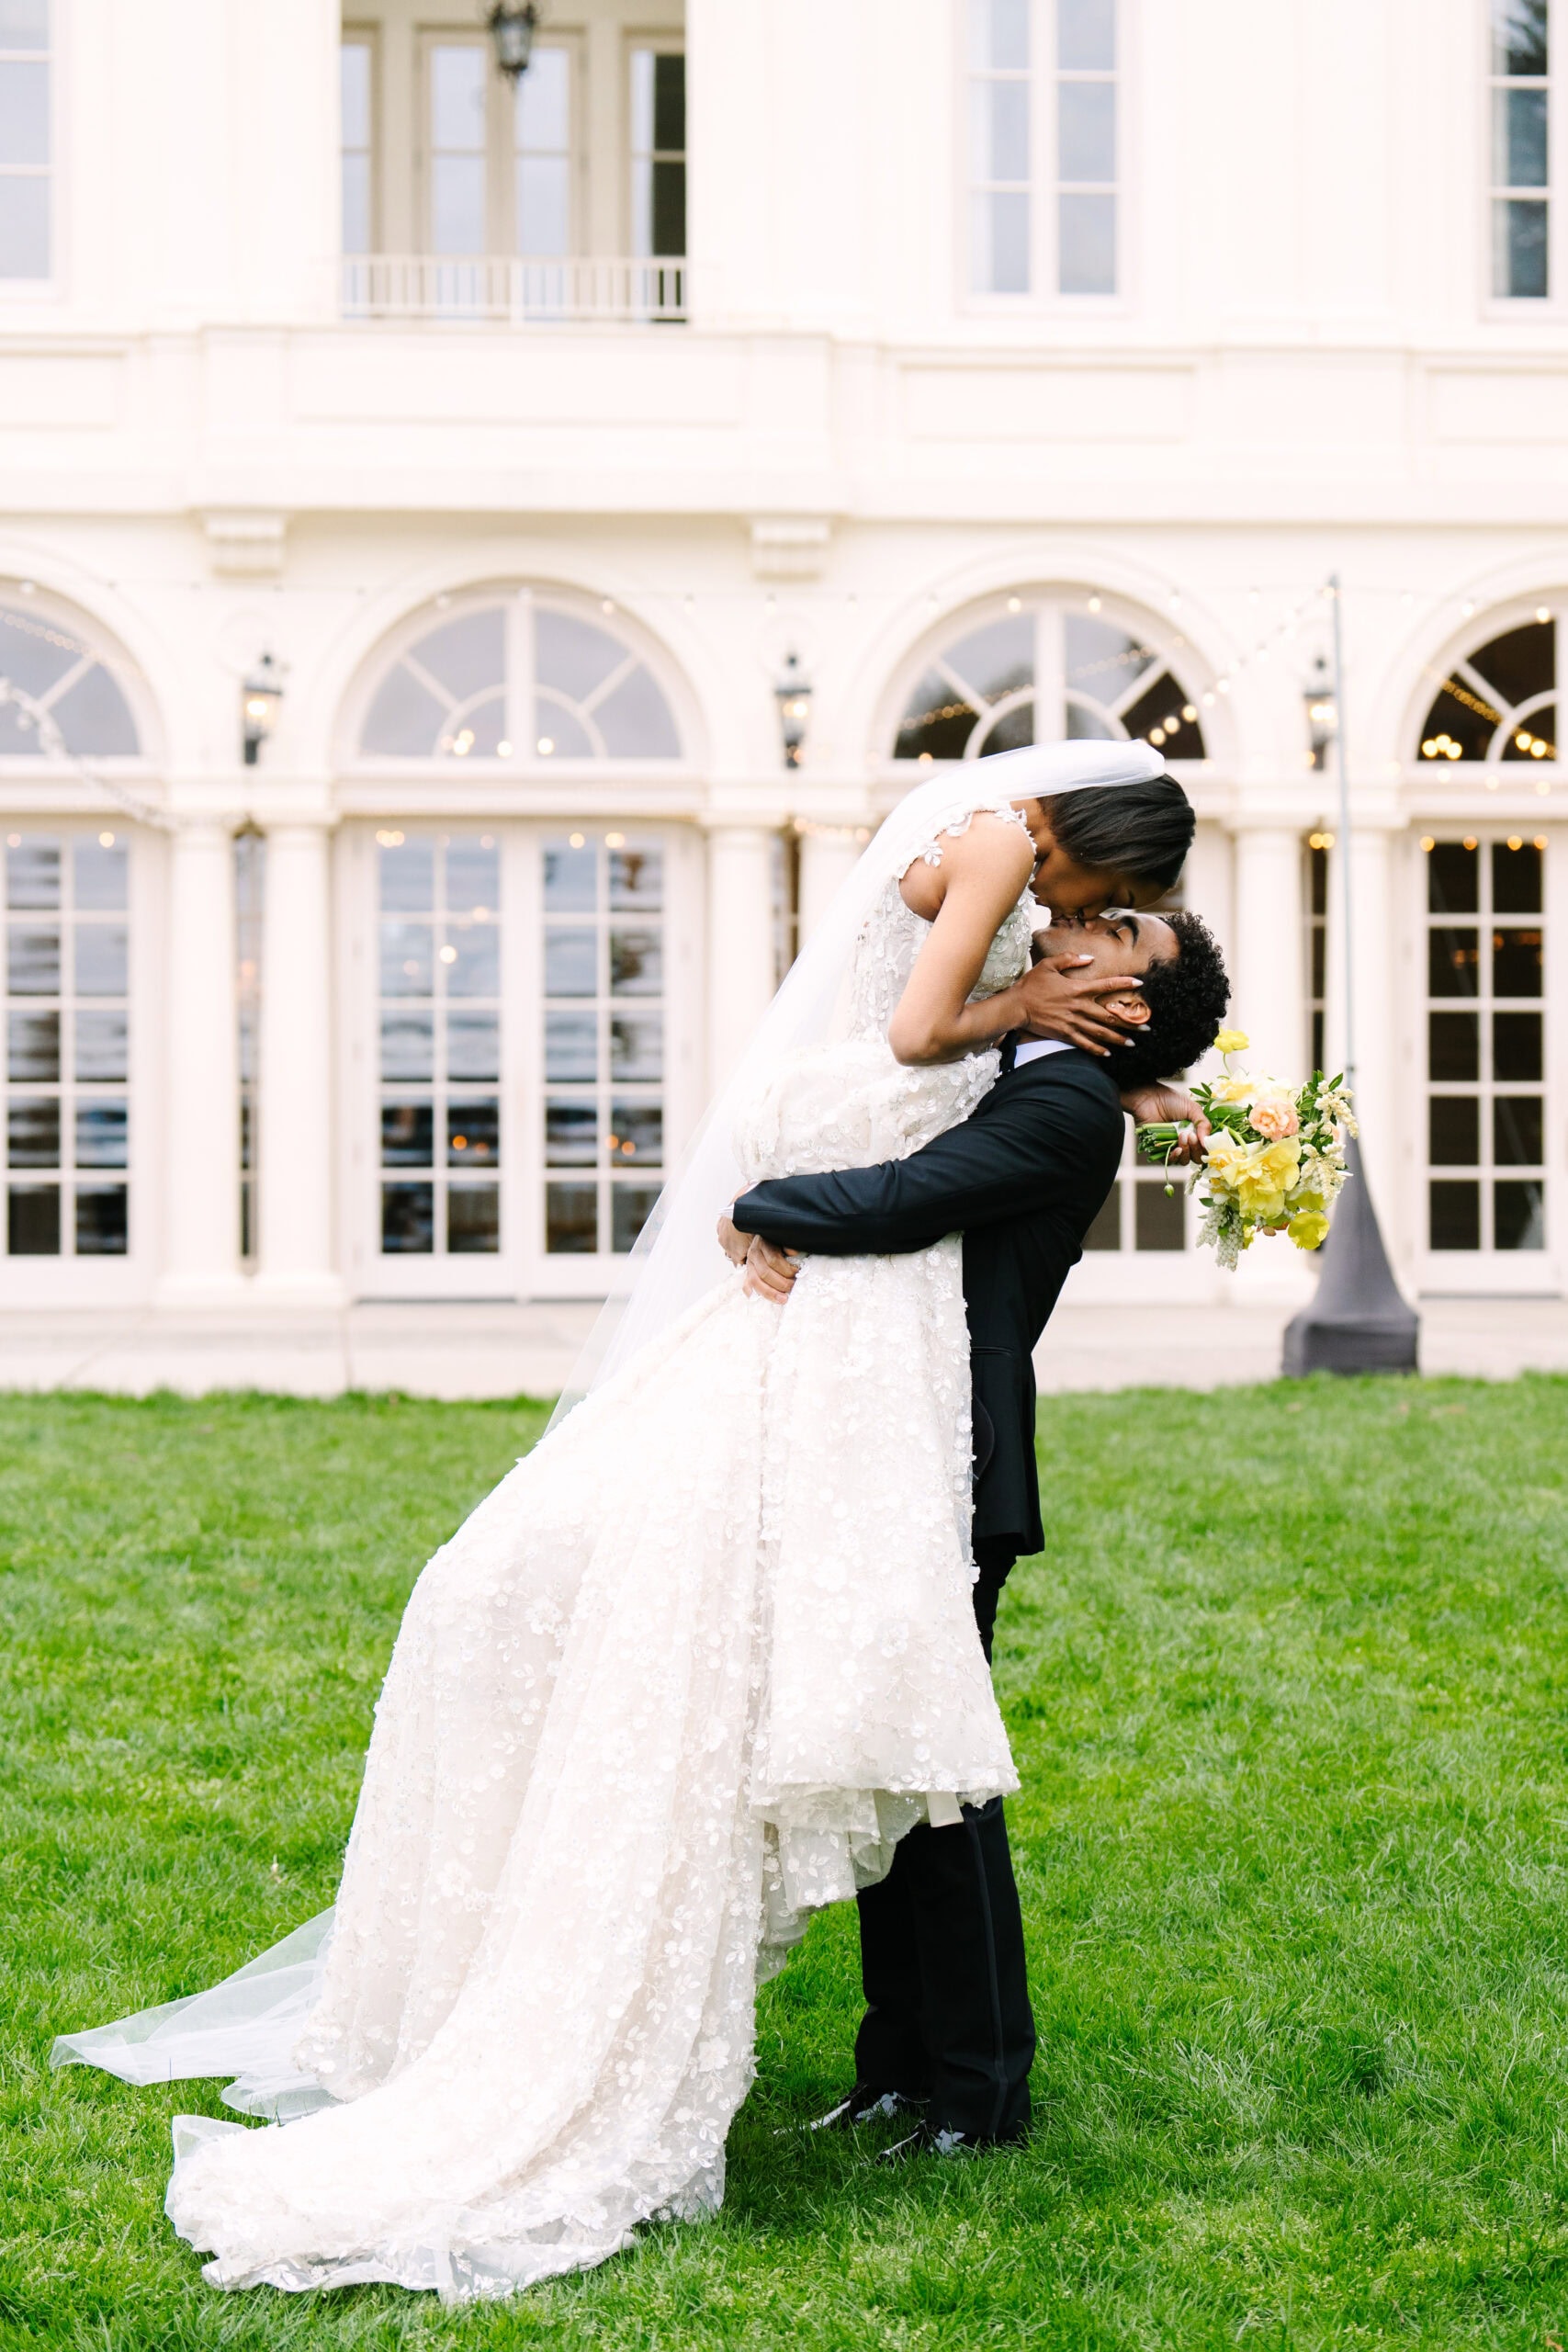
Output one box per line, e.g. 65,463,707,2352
0,0,1564,1316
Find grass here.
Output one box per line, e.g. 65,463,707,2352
6,1379,1568,2347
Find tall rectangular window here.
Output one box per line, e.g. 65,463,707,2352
0,0,50,281
968,0,1117,299
515,46,571,256
341,33,375,256
629,48,685,256
235,831,262,1262
1306,837,1329,1071
378,831,502,1259
3,831,130,1258
542,833,663,1257
428,42,488,254
1491,0,1551,297
969,0,1032,293
1425,834,1547,1252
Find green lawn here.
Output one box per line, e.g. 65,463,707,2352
7,1380,1568,2349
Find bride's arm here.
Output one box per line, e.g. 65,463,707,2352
887,820,1041,1066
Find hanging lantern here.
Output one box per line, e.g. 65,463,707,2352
242,653,284,768
1303,653,1337,773
774,651,813,770
486,3,541,84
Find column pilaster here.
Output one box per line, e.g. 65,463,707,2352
796,826,863,946
255,822,344,1306
155,822,243,1305
705,824,779,1095
1227,826,1307,1078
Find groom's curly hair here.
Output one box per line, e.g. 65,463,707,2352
1117,910,1230,1089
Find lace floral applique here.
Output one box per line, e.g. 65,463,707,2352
911,799,1035,869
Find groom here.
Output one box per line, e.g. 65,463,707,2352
721,906,1230,2154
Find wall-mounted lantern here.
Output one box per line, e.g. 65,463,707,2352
242,653,284,768
1303,653,1337,772
774,650,813,770
486,3,541,83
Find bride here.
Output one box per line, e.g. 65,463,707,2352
55,740,1190,2301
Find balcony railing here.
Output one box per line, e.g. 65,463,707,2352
341,254,687,324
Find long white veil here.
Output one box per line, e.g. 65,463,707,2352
547,738,1168,1427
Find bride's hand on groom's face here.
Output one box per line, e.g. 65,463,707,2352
1011,953,1144,1057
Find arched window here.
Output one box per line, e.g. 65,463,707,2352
357,593,682,765
890,594,1206,763
0,601,141,760
1417,611,1559,769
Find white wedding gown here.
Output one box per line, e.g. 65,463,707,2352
55,817,1034,2302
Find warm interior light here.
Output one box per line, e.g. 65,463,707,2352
537,736,555,755
1463,836,1478,850
452,1135,468,1151
98,831,114,847
1536,834,1549,848
1420,836,1436,852
605,831,626,847
497,739,513,757
1087,594,1102,613
1006,595,1021,614
439,944,457,964
1181,703,1197,722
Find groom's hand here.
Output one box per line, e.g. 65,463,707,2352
743,1235,799,1304
1011,953,1144,1056
717,1212,751,1267
1122,1081,1212,1162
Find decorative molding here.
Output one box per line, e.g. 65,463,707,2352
203,511,288,580
749,516,831,582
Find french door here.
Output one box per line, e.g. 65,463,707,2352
345,819,700,1300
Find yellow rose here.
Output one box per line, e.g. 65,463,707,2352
1214,1028,1250,1056
1202,1134,1250,1194
1288,1209,1330,1250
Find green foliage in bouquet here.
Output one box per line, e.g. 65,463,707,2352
1136,1026,1358,1271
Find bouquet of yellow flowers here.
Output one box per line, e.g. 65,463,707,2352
1135,1029,1357,1272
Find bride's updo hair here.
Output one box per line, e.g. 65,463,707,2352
1117,909,1230,1088
1042,772,1194,895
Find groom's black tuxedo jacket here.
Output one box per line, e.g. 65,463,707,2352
732,1048,1125,1558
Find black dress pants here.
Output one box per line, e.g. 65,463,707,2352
852,1539,1035,2141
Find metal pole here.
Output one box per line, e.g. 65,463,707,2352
1328,571,1355,1087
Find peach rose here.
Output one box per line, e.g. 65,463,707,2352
1250,1091,1299,1142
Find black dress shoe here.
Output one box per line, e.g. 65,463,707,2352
878,2118,1028,2162
807,2083,929,2132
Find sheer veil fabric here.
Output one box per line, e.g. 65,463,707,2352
52,740,1164,2301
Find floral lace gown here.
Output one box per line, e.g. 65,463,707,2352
159,824,1033,2301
